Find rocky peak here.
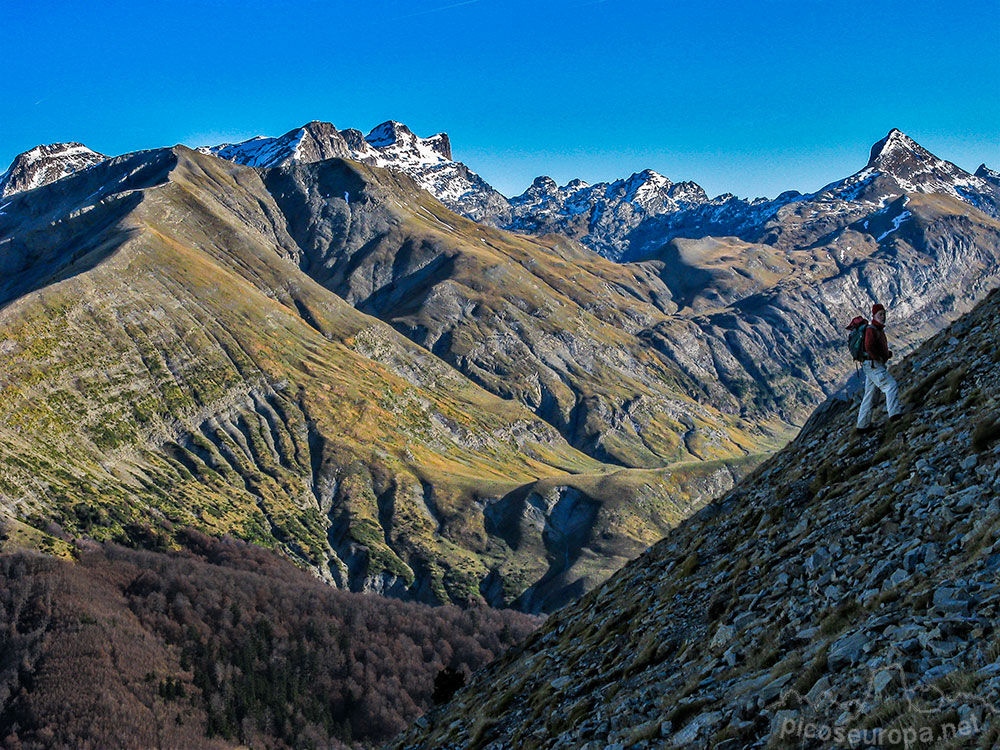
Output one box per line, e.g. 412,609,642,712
976,163,1000,188
290,121,358,163
861,128,980,195
0,142,106,198
667,179,710,204
865,127,924,169
364,120,416,148
507,165,727,259
814,129,1000,216
194,118,508,224
527,175,558,193
198,121,371,167
506,129,998,260
425,133,452,161
200,119,452,171
614,169,672,202
365,120,452,161
299,120,339,138
337,127,368,151
775,188,803,202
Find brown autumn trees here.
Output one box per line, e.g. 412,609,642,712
0,531,540,749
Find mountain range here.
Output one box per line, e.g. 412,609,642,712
391,283,1000,750
1,123,999,616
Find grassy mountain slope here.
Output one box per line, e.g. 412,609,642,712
391,285,1000,749
3,143,999,613
262,159,791,469
0,147,745,610
263,157,1000,470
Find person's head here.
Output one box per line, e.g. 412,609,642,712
872,303,886,325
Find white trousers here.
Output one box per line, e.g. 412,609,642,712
857,361,901,428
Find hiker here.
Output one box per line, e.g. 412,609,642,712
854,303,902,432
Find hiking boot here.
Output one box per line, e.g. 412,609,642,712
890,414,903,423
856,425,875,435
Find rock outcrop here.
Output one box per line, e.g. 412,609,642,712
976,163,1000,190
506,170,711,260
389,286,1000,749
507,129,1000,262
199,120,512,225
0,142,106,198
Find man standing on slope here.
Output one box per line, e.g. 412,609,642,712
857,303,902,433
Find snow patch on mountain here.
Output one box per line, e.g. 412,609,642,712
4,125,995,267
203,135,298,168
594,130,997,261
0,142,107,198
200,120,510,225
364,120,451,165
506,169,798,261
877,208,912,242
818,129,999,214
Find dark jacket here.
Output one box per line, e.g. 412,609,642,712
864,321,892,364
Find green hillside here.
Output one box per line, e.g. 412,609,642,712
0,148,753,610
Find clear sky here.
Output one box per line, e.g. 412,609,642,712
1,0,997,199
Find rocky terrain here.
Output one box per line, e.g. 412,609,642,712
259,156,795,468
1,126,998,616
520,129,1000,262
197,124,1000,264
505,170,716,260
4,123,997,265
389,284,1000,750
977,164,1000,189
0,146,758,613
199,120,512,225
0,142,106,198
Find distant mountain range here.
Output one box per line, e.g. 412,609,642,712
5,122,996,262
196,120,513,225
1,122,999,614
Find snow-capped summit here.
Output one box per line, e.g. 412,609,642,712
201,120,453,173
0,142,107,198
364,120,452,162
506,169,716,259
727,129,1000,256
199,120,508,224
529,176,559,192
3,124,994,265
504,129,1000,261
817,128,1000,214
197,121,368,167
610,170,709,211
863,127,987,196
866,127,921,168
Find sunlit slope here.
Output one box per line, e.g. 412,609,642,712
390,280,1000,750
0,148,742,609
263,159,792,470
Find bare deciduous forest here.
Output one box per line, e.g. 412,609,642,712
0,528,540,749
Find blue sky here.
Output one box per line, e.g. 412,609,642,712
1,0,997,198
